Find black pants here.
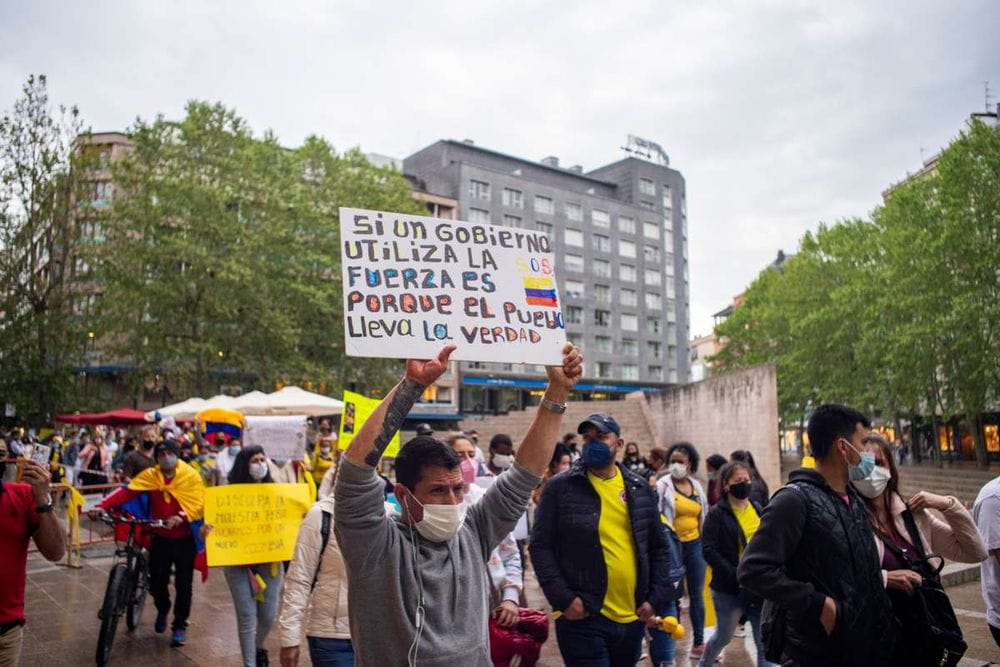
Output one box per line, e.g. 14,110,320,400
149,535,196,630
555,615,644,667
990,624,1000,649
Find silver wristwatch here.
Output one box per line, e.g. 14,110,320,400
540,398,567,414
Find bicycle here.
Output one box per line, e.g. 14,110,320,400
94,511,166,666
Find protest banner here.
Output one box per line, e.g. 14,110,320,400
243,415,308,460
339,390,401,457
204,483,311,566
340,207,567,364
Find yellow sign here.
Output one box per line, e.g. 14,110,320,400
340,390,401,458
204,483,311,566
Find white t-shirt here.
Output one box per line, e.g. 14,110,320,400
973,476,1000,627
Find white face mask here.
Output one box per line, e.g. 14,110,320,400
852,465,891,499
492,453,514,470
249,461,268,481
669,462,688,480
405,489,468,542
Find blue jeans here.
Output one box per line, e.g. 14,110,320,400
307,636,355,667
224,564,283,667
696,590,775,667
681,538,706,645
648,599,678,663
555,615,645,666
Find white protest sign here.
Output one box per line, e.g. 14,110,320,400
243,416,308,460
340,207,567,364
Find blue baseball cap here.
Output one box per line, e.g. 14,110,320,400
577,413,621,437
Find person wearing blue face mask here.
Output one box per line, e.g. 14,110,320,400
738,404,894,667
531,413,677,667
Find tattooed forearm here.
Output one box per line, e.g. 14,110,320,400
363,378,426,467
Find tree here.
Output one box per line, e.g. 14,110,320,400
0,75,89,424
95,101,424,403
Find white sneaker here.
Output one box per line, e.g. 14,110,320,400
733,623,747,638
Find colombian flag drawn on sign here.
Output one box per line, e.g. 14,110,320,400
523,276,559,308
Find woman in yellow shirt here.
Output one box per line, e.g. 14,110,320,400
698,462,775,667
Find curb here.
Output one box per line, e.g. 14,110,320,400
942,562,981,588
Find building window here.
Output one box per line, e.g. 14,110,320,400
640,200,656,210
618,215,636,234
664,226,674,248
645,268,660,286
620,288,637,306
469,180,490,200
596,361,612,378
564,253,584,272
594,259,611,278
667,322,677,343
621,313,638,331
666,276,676,298
643,221,660,239
639,178,655,196
566,306,584,324
648,365,663,380
645,293,662,310
595,335,612,353
644,245,661,263
619,239,636,258
565,202,582,222
620,339,638,356
89,181,113,207
536,221,553,234
503,214,522,228
619,264,636,282
468,208,490,224
534,195,554,215
503,188,524,208
567,332,583,346
594,309,611,327
648,317,661,335
593,234,611,253
662,186,672,209
565,279,585,298
647,341,662,358
594,284,611,303
592,209,610,228
622,364,639,380
564,228,584,246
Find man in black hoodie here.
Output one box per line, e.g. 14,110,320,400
738,404,894,666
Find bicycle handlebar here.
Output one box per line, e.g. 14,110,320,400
96,510,167,529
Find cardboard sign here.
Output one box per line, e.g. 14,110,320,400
204,483,311,566
340,207,567,364
243,416,308,461
339,390,401,458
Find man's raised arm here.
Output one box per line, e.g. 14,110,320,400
343,345,457,469
514,343,583,475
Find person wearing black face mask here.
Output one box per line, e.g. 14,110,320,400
698,462,774,667
123,426,158,481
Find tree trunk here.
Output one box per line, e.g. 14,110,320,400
971,412,988,470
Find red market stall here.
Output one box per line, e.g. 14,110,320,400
56,408,151,427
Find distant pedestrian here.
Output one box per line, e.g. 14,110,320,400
705,454,727,506
622,442,651,478
730,450,770,507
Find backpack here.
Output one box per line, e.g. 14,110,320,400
661,521,686,602
310,510,332,592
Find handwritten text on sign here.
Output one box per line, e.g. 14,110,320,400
204,483,311,566
340,207,567,364
243,415,308,461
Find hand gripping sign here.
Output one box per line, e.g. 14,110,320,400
340,207,567,364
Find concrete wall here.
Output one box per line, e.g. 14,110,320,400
647,364,780,494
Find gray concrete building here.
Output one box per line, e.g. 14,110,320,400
404,138,690,414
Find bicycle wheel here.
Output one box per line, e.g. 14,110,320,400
126,554,149,631
96,563,129,666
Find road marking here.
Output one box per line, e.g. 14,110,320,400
953,607,988,620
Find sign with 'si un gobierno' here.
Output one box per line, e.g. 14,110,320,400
340,207,567,364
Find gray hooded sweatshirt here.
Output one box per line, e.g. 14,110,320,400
334,458,539,666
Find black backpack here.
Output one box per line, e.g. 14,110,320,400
310,510,332,592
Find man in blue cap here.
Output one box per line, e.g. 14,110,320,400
530,413,675,666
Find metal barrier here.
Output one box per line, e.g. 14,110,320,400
26,482,121,568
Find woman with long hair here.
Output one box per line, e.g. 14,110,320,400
729,449,770,507
856,433,986,665
202,445,284,666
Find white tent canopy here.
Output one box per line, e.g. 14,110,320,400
148,386,343,422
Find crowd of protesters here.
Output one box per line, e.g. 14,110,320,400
4,344,1000,666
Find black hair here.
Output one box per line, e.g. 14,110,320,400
228,445,273,484
395,436,461,490
562,433,577,444
550,443,571,469
807,404,871,459
489,433,514,451
719,461,751,498
154,439,181,459
666,441,700,473
730,450,759,474
706,454,727,471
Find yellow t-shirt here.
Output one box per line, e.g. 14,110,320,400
588,470,639,623
674,491,702,542
733,502,761,557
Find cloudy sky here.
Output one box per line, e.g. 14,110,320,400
2,1,997,335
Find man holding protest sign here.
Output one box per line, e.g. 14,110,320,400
334,342,582,666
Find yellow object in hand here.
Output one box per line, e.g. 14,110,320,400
659,615,686,640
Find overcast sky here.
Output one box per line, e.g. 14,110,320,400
2,1,998,335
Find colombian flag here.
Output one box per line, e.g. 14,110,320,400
523,276,559,308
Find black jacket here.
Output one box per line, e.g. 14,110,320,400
530,461,673,615
701,497,764,597
737,469,894,666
